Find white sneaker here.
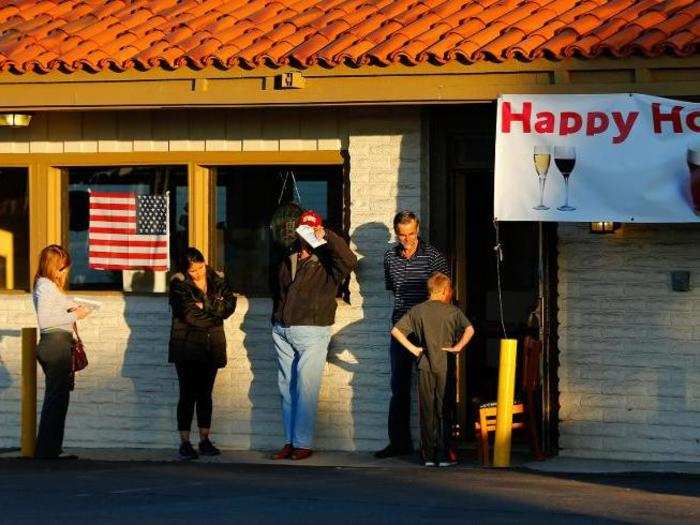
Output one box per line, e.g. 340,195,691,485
423,461,436,467
438,461,457,467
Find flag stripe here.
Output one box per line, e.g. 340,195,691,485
90,192,135,199
89,226,137,234
89,203,137,211
89,251,168,259
89,257,168,266
90,263,168,271
89,214,136,223
88,239,167,248
89,232,166,242
89,209,136,217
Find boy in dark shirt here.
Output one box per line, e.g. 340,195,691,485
391,272,474,466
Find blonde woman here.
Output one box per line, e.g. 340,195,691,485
32,245,91,459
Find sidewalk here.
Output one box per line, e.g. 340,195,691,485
2,447,698,474
0,447,483,469
523,455,700,475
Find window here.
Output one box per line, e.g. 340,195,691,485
68,166,188,291
0,168,29,290
216,165,346,296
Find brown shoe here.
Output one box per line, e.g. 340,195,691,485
272,443,294,460
291,448,313,460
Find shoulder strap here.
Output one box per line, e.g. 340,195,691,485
73,322,81,342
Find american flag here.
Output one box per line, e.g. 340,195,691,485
88,191,170,271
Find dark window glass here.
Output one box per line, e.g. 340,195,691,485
0,168,29,290
216,166,345,296
68,166,188,291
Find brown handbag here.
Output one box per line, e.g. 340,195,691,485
71,322,88,372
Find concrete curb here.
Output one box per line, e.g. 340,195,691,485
522,456,700,475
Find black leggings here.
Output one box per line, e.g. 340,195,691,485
175,362,218,432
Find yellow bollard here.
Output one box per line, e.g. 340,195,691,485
493,338,518,467
21,327,37,458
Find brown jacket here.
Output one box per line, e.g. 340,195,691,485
273,229,357,326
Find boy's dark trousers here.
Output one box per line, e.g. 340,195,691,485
35,331,74,458
418,366,449,462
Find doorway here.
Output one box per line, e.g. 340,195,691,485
429,104,558,455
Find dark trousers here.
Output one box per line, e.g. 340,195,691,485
175,361,218,432
388,336,416,450
36,331,74,458
418,367,449,462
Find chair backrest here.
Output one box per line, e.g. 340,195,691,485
521,336,542,393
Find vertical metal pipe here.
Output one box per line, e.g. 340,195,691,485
21,327,37,458
493,338,518,467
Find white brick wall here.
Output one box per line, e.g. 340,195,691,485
0,107,422,452
558,223,700,462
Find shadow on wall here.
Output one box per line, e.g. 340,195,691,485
327,222,392,450
121,278,177,449
240,298,279,450
0,329,19,395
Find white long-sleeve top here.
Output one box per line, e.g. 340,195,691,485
32,277,78,334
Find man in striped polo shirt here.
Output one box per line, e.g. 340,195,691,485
375,211,449,459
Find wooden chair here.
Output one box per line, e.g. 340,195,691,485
474,336,545,465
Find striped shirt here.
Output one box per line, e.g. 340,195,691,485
384,239,449,324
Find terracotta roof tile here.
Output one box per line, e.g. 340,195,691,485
0,0,695,74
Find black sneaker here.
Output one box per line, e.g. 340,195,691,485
179,441,199,460
198,438,221,456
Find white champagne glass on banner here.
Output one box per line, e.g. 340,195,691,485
555,146,576,211
532,145,551,210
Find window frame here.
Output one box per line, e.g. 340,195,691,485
213,162,350,297
0,150,345,295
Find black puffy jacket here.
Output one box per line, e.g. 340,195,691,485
168,267,237,368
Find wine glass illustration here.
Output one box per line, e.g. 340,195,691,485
688,146,700,213
532,145,550,210
555,146,576,211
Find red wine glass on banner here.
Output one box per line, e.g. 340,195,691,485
555,146,577,211
533,145,551,210
688,147,700,213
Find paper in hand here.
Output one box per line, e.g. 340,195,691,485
295,224,327,249
72,297,103,311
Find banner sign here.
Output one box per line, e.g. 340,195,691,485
494,94,700,222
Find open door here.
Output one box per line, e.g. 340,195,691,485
429,104,558,455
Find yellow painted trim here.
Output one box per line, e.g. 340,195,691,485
0,151,343,167
188,162,211,262
0,58,699,109
46,166,63,247
13,150,343,287
28,162,43,279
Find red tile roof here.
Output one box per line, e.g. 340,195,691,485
0,0,696,74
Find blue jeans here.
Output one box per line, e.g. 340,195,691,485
272,323,331,449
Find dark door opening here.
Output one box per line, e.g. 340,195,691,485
429,104,558,455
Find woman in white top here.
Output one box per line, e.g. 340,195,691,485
32,245,90,459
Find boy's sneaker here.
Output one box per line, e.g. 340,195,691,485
179,441,199,460
423,460,436,467
198,438,221,456
438,460,457,467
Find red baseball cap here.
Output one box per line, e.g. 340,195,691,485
298,210,323,228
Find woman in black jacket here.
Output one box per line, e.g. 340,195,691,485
169,247,236,459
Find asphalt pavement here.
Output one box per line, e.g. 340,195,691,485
0,456,697,524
